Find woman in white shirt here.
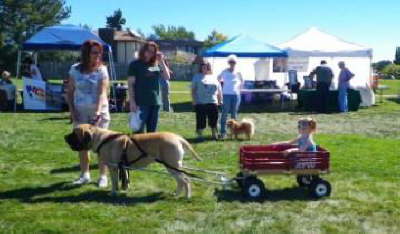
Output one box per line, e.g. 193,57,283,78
217,55,243,139
66,40,110,187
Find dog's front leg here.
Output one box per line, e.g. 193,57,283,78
109,167,119,196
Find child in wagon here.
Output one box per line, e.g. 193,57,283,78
274,117,317,154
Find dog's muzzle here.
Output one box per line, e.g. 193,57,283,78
64,132,91,151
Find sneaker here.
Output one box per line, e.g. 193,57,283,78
98,176,108,188
219,134,227,140
72,176,91,185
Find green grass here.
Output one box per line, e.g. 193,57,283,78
379,79,400,95
0,81,399,233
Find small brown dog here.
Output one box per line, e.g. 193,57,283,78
226,118,255,140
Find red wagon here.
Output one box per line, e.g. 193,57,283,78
236,144,332,200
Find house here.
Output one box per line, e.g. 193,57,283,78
98,28,146,64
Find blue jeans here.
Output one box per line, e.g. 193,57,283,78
338,87,348,112
137,105,160,133
220,94,241,135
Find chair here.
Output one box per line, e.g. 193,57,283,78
0,89,8,111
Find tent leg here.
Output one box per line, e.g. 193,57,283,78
33,52,38,64
108,51,117,111
16,50,22,78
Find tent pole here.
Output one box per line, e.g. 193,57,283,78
108,49,117,110
33,52,38,64
16,50,22,78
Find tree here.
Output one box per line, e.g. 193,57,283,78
106,9,126,31
382,64,400,79
0,0,71,74
394,47,400,65
203,30,228,48
150,24,195,40
372,60,392,72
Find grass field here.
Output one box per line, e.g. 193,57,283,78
378,79,400,95
0,81,399,233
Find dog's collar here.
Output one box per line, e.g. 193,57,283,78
95,133,125,154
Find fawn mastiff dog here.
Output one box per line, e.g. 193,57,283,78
65,124,201,198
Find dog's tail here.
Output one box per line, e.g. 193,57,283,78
178,136,202,161
242,118,255,136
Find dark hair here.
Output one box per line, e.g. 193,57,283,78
79,40,103,73
138,41,159,65
199,62,212,73
23,57,33,64
320,60,327,65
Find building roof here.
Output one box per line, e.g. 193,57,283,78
113,29,145,42
155,39,203,47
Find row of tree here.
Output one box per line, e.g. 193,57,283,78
372,47,400,79
106,9,228,48
0,0,71,73
0,4,229,73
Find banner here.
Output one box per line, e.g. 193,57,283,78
288,57,309,72
23,78,62,110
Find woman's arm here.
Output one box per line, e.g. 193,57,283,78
191,87,197,105
128,76,138,112
95,76,109,115
159,59,171,81
217,83,223,105
66,76,77,121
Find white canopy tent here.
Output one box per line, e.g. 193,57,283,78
277,27,375,106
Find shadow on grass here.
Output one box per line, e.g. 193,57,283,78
29,191,165,206
171,102,193,113
186,136,218,144
387,97,400,104
50,164,99,174
0,182,79,202
39,116,71,121
214,186,312,203
171,101,300,114
0,181,165,205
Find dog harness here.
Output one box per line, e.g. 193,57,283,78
95,133,198,179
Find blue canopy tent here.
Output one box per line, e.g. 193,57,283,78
17,24,116,82
203,35,287,58
16,24,117,111
202,35,288,86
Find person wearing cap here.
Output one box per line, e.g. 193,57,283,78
217,55,244,139
337,61,354,112
0,70,16,111
0,71,12,85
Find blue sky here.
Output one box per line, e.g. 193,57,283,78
64,0,400,61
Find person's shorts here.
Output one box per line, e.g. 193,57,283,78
73,106,110,129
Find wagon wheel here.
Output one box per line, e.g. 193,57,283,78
296,175,319,187
235,172,245,188
242,177,266,201
309,179,331,199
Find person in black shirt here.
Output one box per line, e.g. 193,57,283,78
309,60,334,113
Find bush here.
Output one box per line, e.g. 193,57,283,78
381,64,400,79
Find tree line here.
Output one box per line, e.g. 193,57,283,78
372,47,400,80
0,4,228,75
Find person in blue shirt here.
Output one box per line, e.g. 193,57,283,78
337,61,354,112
